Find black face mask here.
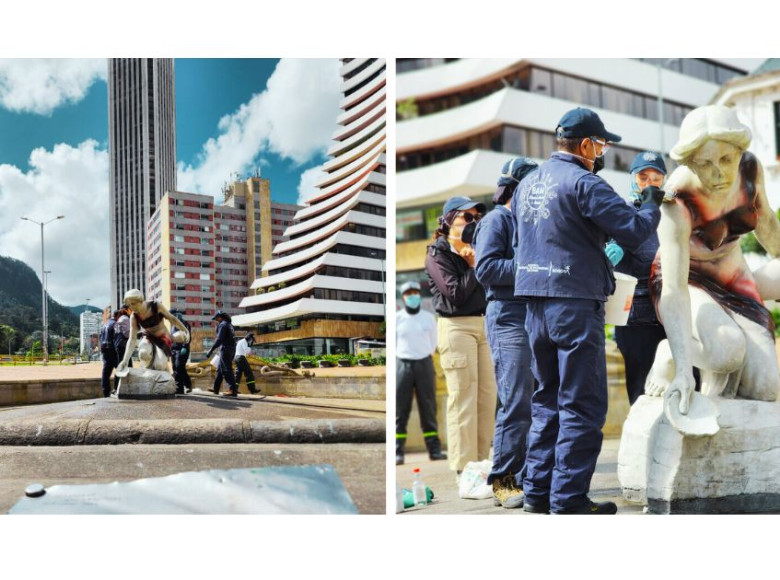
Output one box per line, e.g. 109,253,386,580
460,221,478,245
592,154,605,175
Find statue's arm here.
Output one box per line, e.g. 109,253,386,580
657,200,696,413
158,303,190,341
752,158,780,257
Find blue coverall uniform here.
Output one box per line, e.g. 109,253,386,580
612,204,666,405
208,320,237,395
514,152,660,512
474,204,534,487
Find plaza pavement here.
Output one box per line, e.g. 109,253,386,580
0,366,387,514
395,437,644,515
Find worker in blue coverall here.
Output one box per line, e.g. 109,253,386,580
514,108,663,514
472,156,538,509
206,310,239,397
605,152,668,405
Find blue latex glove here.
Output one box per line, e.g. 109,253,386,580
605,241,624,266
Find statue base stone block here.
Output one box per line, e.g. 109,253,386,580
117,368,176,400
618,396,780,514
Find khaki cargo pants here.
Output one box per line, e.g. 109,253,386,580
438,315,497,472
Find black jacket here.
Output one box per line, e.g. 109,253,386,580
425,236,487,317
207,320,235,358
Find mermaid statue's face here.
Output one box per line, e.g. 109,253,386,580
688,140,742,195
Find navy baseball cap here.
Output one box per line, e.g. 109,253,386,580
629,151,666,175
400,281,421,294
556,108,622,143
497,157,538,187
442,196,486,216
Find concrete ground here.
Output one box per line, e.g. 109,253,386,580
395,437,644,515
0,443,385,514
0,388,387,514
0,389,384,422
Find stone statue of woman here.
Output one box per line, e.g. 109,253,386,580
115,289,190,377
645,105,780,415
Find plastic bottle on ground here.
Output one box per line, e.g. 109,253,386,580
412,468,427,507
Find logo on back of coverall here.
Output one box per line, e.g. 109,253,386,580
518,171,558,225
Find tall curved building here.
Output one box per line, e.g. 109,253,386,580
232,58,386,357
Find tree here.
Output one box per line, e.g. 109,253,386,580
0,324,15,356
397,99,419,120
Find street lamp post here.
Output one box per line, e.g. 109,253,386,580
656,58,680,161
44,270,51,360
20,215,64,365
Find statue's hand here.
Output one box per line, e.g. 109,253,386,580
664,374,695,415
116,362,129,378
183,331,190,344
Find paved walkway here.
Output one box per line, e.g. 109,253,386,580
395,437,644,515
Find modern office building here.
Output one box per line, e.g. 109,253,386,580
79,311,102,358
232,58,387,357
146,176,298,351
108,58,177,310
711,59,780,208
396,58,761,297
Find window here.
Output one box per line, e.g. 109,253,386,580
174,272,185,279
199,274,210,281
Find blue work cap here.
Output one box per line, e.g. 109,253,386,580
556,107,622,143
497,157,538,187
629,151,667,175
442,196,486,216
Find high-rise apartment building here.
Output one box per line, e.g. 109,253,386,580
108,58,177,309
147,176,298,351
79,311,102,357
232,58,387,357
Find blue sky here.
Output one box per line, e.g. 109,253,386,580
0,58,336,205
0,58,342,307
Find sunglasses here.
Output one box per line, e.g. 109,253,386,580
455,211,482,223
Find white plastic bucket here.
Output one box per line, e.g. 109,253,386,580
605,272,638,326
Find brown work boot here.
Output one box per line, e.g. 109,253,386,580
492,474,524,509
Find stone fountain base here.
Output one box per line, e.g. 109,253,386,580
618,396,780,514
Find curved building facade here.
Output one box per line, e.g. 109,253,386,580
233,58,387,357
396,58,760,294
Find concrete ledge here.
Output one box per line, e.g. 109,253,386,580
0,380,101,407
0,418,385,446
1,375,386,407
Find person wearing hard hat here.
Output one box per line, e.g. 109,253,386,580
514,108,663,514
395,280,446,466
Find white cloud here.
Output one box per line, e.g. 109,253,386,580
297,165,325,205
178,58,341,197
0,59,106,115
0,140,110,307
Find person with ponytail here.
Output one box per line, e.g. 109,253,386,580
425,196,496,481
472,157,538,508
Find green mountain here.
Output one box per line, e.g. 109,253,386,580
0,255,80,352
69,304,103,316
